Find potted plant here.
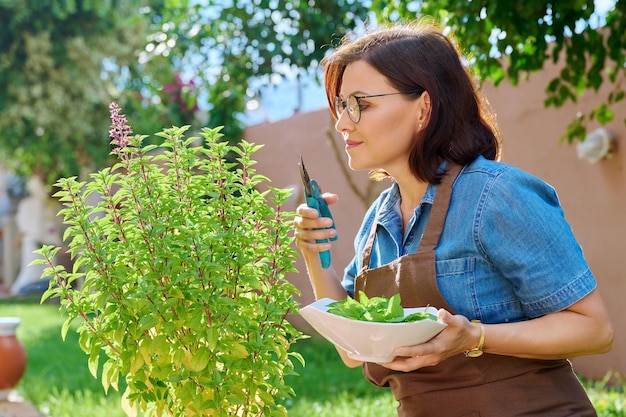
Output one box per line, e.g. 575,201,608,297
0,317,27,401
35,103,304,417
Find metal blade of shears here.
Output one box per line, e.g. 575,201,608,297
299,155,313,197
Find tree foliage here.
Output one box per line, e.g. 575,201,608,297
0,0,147,186
0,0,370,186
137,0,369,144
370,0,626,142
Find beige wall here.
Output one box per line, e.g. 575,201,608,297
246,64,625,380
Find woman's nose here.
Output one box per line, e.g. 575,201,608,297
334,110,354,133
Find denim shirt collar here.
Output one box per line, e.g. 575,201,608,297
377,181,436,219
374,180,438,248
375,160,442,228
369,162,448,251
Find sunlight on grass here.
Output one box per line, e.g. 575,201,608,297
285,392,398,416
1,298,127,417
284,336,398,416
31,387,125,417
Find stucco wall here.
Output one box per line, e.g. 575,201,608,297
246,65,625,380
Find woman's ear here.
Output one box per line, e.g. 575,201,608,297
418,91,432,126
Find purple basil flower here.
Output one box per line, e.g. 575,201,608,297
108,102,132,152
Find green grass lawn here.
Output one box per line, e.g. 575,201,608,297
1,298,624,417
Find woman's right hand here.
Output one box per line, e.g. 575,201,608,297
293,193,338,262
294,192,355,368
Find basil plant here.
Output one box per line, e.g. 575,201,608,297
36,103,304,417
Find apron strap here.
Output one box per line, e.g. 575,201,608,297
360,218,378,272
419,163,462,250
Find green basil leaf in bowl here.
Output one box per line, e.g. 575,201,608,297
327,292,437,323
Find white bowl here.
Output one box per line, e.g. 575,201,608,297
300,298,447,363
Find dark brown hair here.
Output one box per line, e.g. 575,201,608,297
322,19,501,183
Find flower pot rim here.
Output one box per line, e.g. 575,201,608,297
0,317,21,336
0,317,21,324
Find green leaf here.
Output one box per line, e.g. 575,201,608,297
327,293,435,323
88,343,101,379
101,360,120,393
61,317,74,341
189,348,210,372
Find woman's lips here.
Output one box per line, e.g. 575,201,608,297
345,140,361,149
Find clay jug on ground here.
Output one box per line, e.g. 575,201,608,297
0,317,27,401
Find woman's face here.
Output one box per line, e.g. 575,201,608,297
335,60,426,177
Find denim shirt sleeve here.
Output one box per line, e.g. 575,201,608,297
474,166,596,318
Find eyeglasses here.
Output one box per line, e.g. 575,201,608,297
334,91,424,123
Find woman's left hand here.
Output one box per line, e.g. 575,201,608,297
378,309,481,372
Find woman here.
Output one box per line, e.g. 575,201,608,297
294,19,614,417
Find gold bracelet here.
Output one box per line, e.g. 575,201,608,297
464,320,485,358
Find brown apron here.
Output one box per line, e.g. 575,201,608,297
354,164,596,417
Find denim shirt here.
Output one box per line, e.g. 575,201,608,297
342,156,596,324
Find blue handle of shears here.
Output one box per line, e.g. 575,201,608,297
306,179,337,269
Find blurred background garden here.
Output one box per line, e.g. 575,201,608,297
1,0,625,416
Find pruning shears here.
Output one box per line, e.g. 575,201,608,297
299,156,337,268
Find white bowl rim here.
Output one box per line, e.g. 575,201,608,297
300,298,447,362
304,297,441,324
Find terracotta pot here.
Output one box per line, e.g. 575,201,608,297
0,317,27,401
